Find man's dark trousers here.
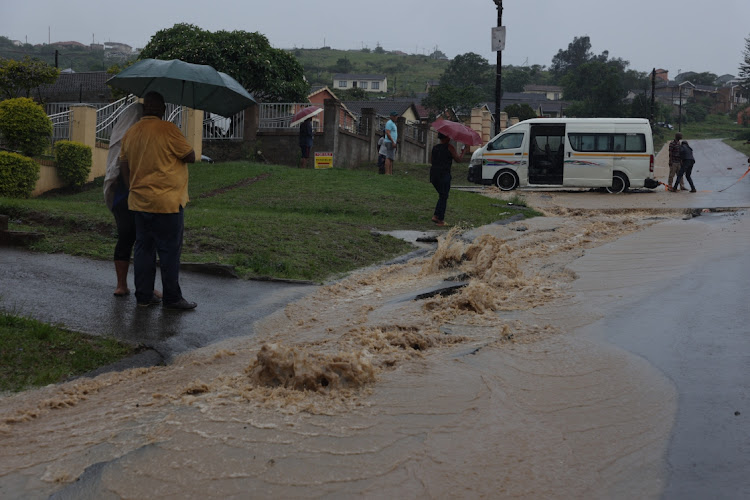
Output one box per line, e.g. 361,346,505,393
134,208,184,304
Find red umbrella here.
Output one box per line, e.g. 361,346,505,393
290,106,323,126
431,120,483,146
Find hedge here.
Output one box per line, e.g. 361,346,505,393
54,140,92,188
0,97,53,157
0,151,40,198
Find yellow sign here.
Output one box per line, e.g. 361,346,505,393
314,152,333,169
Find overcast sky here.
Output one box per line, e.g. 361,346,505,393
3,0,749,78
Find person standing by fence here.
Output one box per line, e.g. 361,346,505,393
299,116,314,168
384,111,398,175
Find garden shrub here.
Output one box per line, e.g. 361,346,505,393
0,151,40,198
0,97,53,157
54,140,92,188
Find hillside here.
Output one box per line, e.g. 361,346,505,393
1,36,450,98
291,48,449,96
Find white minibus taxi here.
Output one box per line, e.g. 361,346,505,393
467,118,659,193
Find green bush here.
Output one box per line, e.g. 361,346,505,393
54,140,92,187
0,151,40,198
0,97,53,157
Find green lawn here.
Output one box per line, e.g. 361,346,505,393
0,311,136,393
1,161,538,283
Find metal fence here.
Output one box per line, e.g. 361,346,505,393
48,110,71,147
258,103,321,131
203,111,244,140
95,95,138,143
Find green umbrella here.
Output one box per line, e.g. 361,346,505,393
107,58,255,117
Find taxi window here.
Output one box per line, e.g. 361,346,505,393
489,133,524,151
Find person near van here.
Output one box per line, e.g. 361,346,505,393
430,133,466,226
299,116,314,168
384,111,398,175
668,132,686,191
672,140,697,193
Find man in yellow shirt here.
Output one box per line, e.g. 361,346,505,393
120,92,197,310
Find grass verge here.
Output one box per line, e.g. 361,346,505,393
1,161,540,282
0,311,137,393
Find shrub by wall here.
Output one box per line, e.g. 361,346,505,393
54,140,92,188
0,151,40,198
0,97,53,157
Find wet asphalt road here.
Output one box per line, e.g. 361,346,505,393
0,249,317,361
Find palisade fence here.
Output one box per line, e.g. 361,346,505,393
45,96,243,149
203,111,244,140
95,95,138,143
258,103,322,132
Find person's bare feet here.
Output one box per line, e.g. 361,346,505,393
113,287,130,297
153,290,163,299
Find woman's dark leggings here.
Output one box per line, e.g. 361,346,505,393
112,198,136,261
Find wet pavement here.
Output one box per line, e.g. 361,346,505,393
0,250,317,362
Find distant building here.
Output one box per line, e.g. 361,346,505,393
654,69,669,82
523,85,563,101
104,42,133,53
332,73,387,93
51,41,87,49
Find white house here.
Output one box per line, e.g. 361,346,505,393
332,74,387,93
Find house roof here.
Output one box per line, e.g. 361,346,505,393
523,84,563,93
340,100,414,117
332,73,386,80
35,71,113,103
308,86,337,100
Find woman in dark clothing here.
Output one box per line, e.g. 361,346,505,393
430,132,466,226
672,140,697,193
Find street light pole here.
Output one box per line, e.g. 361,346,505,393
493,0,503,136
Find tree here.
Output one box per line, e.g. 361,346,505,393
422,84,484,119
561,60,627,117
502,67,532,92
429,49,447,60
676,71,718,85
139,24,308,102
740,34,750,91
374,44,385,55
441,53,494,99
503,103,537,121
550,36,609,82
334,58,353,74
0,97,53,157
0,56,59,100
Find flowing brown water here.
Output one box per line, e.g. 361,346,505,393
0,210,679,498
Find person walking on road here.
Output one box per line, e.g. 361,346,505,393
119,92,198,310
429,132,466,226
384,111,398,175
672,140,697,193
668,132,686,191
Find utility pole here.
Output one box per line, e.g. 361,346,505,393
492,0,504,136
678,84,683,132
650,68,656,124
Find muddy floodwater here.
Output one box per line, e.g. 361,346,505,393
1,202,694,499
